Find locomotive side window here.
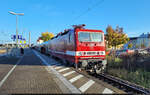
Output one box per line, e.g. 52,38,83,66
78,32,103,42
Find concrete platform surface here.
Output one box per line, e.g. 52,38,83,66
0,49,64,94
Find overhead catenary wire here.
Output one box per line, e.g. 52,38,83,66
71,0,105,23
60,0,105,32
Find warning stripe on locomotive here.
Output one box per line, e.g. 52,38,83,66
49,50,105,56
76,51,105,56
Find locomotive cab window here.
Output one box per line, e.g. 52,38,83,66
78,32,103,42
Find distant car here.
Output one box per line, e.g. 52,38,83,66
116,49,135,57
116,50,126,57
135,49,148,55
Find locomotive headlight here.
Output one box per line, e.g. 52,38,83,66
102,51,105,55
98,51,105,55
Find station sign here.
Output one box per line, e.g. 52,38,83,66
18,35,22,40
11,35,15,39
11,35,23,40
20,40,22,44
22,38,26,41
24,40,26,44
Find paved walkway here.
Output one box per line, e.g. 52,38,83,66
0,49,63,94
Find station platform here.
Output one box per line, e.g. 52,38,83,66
0,49,63,94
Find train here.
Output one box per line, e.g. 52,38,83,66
35,24,107,73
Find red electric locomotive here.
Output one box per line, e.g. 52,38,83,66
38,24,107,73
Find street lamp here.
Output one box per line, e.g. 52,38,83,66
9,11,24,48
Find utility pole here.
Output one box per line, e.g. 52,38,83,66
9,11,24,48
29,31,31,47
22,29,24,38
16,16,18,47
22,29,25,48
9,11,24,56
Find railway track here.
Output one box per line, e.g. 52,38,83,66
69,65,150,94
88,72,150,94
58,60,150,94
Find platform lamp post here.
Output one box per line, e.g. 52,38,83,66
9,11,24,48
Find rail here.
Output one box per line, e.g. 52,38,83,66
96,73,150,94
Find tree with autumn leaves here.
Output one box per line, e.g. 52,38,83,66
105,25,129,49
39,31,54,42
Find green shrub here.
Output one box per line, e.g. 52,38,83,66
107,67,150,88
115,57,122,63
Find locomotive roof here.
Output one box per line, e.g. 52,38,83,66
76,28,104,33
53,28,103,39
37,28,103,47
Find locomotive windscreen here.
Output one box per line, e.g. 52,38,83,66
78,32,103,42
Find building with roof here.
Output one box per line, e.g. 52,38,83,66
124,32,150,49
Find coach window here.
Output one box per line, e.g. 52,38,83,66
70,31,74,44
69,32,71,43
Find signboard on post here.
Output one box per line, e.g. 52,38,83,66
11,35,22,40
18,35,22,40
20,40,22,44
22,38,25,41
22,38,26,44
11,35,16,41
24,40,26,44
